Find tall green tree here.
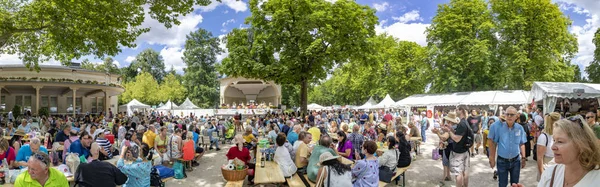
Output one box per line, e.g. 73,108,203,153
426,0,497,93
182,29,222,108
0,0,212,70
159,73,187,104
281,84,300,108
119,71,160,105
127,49,167,83
491,0,578,89
79,57,120,74
586,28,600,83
220,0,378,115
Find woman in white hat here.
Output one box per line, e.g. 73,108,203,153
315,152,352,187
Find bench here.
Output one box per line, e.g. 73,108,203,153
287,174,315,187
224,180,244,187
391,165,410,186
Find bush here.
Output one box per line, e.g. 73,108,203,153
38,107,49,117
12,105,21,119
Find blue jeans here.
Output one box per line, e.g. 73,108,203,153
421,126,427,142
497,157,521,187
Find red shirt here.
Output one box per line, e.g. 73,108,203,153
0,147,16,165
226,146,251,164
182,140,195,161
384,114,393,122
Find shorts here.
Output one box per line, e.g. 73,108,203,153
442,150,450,166
195,147,204,154
450,151,470,175
474,133,482,144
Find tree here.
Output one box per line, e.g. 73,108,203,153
182,29,222,108
491,0,578,89
158,73,187,104
119,71,160,105
281,84,300,108
220,0,378,115
426,0,497,93
79,57,120,74
586,28,600,83
0,0,213,70
128,49,166,83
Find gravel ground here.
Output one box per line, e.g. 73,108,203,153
167,130,540,187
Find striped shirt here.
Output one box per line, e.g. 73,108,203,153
96,138,113,158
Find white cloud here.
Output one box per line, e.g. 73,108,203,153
376,10,429,46
392,10,423,23
216,34,229,62
197,0,248,13
221,19,236,33
0,54,63,66
136,7,203,47
125,56,136,63
556,0,600,15
373,2,389,12
223,10,229,14
160,47,186,74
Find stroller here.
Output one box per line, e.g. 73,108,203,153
222,120,235,144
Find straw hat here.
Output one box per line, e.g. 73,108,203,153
14,129,26,137
318,152,340,166
443,112,459,124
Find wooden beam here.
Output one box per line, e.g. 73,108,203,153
85,89,104,97
1,87,11,95
60,87,71,97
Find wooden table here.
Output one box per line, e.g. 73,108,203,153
339,156,354,166
254,144,286,184
409,137,422,155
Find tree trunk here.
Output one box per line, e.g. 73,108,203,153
300,78,308,118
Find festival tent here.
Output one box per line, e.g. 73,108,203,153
356,97,378,110
307,103,326,110
529,82,600,114
157,100,178,110
372,94,396,109
395,94,445,107
158,102,165,107
118,99,151,116
394,90,530,108
176,98,200,109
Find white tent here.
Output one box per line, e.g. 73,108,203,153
307,103,326,110
395,90,530,108
372,94,396,109
395,94,445,107
158,102,165,107
176,98,200,109
356,97,378,110
118,99,151,116
529,82,600,114
157,100,178,110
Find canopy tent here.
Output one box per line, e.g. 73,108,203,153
372,94,396,109
395,90,530,108
176,98,200,109
356,97,378,110
118,99,151,116
307,103,326,110
529,82,600,114
157,100,178,110
158,102,165,107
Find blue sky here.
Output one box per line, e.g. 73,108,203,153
1,0,599,77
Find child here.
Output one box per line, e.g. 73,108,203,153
483,118,497,180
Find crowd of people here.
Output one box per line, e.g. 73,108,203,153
0,105,599,187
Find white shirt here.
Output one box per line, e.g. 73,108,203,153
538,164,600,187
536,133,554,158
323,166,352,187
274,146,297,177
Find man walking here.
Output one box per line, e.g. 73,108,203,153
443,111,470,187
467,109,482,156
488,106,527,187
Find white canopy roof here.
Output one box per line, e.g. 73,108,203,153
158,102,165,107
307,103,326,110
372,94,396,109
529,82,600,101
119,99,151,116
157,100,178,110
176,98,200,109
357,97,378,109
395,90,530,107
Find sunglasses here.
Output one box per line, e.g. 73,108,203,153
567,116,584,129
506,113,517,117
32,152,50,166
586,116,595,119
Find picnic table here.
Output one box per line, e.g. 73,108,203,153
253,140,286,184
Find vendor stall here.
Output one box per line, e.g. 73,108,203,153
529,82,600,115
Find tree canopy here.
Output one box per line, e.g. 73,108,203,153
122,48,167,83
119,71,186,105
219,0,378,114
80,57,120,74
586,28,600,83
0,0,213,70
182,29,222,108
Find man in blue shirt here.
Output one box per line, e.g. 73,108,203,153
15,138,48,168
69,132,94,161
287,125,300,145
488,106,527,187
359,111,368,125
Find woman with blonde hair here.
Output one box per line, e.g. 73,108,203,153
537,118,600,187
536,112,560,181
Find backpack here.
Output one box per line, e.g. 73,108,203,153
463,122,475,148
150,166,165,187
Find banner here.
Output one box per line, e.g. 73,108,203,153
426,105,434,119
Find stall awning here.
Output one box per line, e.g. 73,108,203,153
395,90,529,107
530,82,600,101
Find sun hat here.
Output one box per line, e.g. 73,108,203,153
57,164,73,177
317,152,340,166
443,112,459,124
14,129,26,137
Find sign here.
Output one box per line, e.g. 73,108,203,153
426,105,434,119
573,88,585,96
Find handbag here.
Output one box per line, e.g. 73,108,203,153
173,160,187,179
379,150,397,183
432,148,440,160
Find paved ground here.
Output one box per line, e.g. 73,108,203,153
167,130,540,187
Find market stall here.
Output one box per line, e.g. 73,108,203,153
529,82,600,115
